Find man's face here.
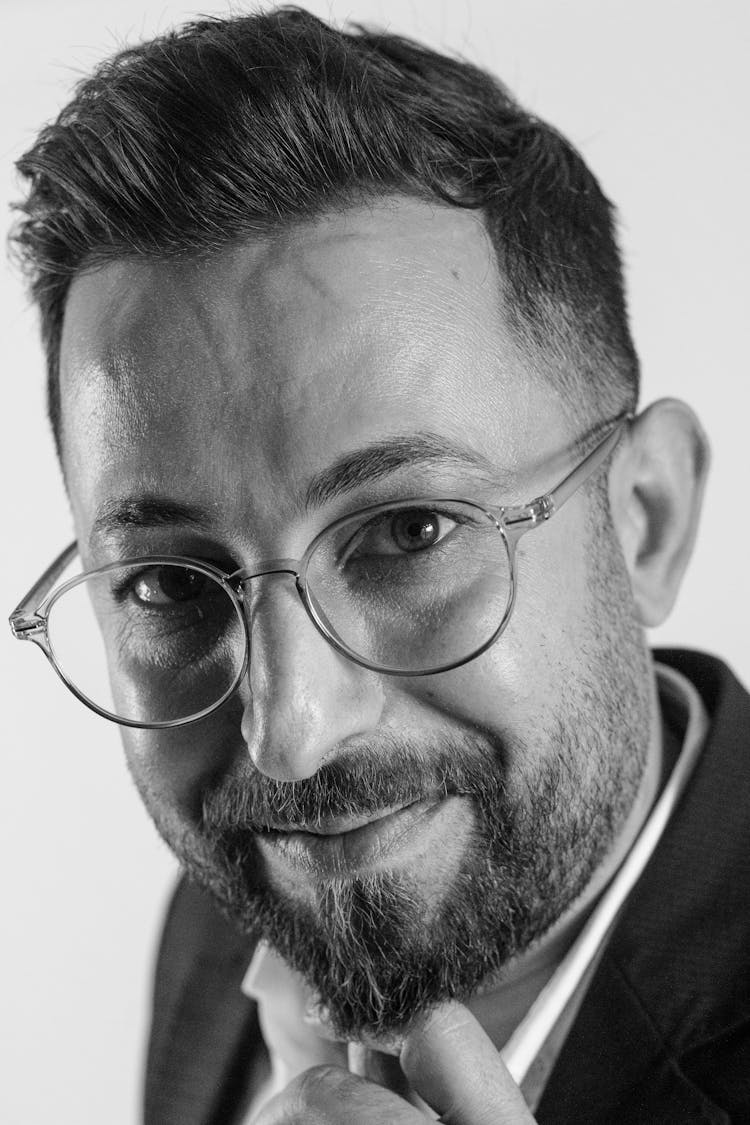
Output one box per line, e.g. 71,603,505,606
59,197,651,1036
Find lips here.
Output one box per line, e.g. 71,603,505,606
257,801,424,836
255,795,457,876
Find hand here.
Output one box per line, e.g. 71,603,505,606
251,1001,538,1124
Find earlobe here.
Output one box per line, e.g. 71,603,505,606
608,398,710,627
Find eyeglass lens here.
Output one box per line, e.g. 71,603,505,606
305,501,511,672
47,562,247,725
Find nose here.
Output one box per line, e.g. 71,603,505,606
239,575,385,781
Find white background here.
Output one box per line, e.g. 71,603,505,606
1,1,748,1121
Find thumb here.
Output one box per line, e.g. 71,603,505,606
400,1002,537,1125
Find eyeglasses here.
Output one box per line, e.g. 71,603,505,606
10,414,630,729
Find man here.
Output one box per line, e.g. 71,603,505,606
9,7,749,1122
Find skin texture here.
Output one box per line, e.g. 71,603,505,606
58,196,709,1120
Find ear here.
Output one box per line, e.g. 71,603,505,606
608,398,710,627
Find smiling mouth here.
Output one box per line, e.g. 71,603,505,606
255,795,466,876
257,800,425,836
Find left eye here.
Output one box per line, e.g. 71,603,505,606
352,509,457,558
131,566,208,606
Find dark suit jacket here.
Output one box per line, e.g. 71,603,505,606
144,651,750,1123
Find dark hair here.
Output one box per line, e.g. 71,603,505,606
12,5,639,457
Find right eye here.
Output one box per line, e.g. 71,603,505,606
349,508,457,559
129,566,208,606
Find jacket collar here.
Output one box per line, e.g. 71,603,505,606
538,650,750,1122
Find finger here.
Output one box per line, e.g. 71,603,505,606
400,1002,537,1125
347,1041,414,1098
251,1063,426,1125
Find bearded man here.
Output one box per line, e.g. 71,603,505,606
10,7,750,1123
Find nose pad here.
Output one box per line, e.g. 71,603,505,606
238,574,384,781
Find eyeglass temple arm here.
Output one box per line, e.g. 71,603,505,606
9,540,79,636
502,413,632,531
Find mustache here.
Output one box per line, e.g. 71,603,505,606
202,732,508,837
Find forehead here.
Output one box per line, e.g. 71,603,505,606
59,197,561,551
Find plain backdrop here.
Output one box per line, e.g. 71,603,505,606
1,1,748,1121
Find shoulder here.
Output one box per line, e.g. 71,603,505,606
613,649,750,1112
541,651,750,1122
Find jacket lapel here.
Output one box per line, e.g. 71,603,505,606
144,878,265,1125
537,956,728,1123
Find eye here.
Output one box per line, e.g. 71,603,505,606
352,508,457,558
131,566,208,606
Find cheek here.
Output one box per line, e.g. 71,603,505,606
121,699,246,824
408,519,597,739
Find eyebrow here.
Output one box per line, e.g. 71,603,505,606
89,497,212,549
304,432,497,508
89,432,498,548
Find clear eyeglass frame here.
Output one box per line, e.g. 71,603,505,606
9,413,631,729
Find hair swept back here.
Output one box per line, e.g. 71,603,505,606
11,5,639,455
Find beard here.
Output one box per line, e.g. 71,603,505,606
141,509,652,1041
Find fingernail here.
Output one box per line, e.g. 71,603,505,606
351,1029,404,1056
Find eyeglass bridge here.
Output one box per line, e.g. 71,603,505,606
229,559,301,587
